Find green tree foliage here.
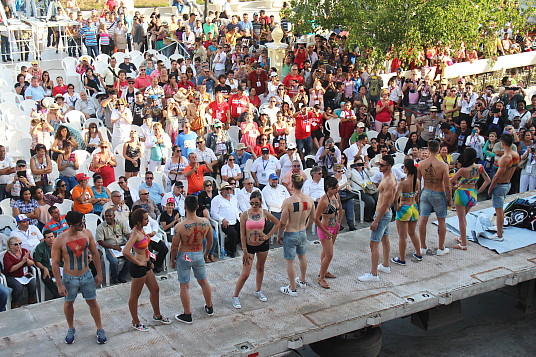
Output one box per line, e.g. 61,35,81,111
290,0,534,66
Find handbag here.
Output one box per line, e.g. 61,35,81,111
362,171,378,195
339,189,356,201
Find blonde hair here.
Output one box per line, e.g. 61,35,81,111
7,236,21,248
152,122,163,130
334,164,344,171
380,89,390,96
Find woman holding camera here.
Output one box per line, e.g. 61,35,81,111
57,141,79,192
349,157,378,222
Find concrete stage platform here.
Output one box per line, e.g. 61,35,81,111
1,192,535,356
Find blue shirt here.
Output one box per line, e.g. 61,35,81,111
175,132,198,158
139,182,164,204
232,151,252,172
238,20,253,32
81,25,98,46
25,85,45,101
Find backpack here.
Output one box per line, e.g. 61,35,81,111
369,77,381,97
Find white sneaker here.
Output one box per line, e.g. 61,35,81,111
488,233,504,242
295,277,307,288
436,248,450,256
358,273,379,282
420,248,428,256
377,264,391,273
232,297,241,309
280,285,298,297
254,291,268,302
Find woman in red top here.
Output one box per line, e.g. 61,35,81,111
3,236,37,309
248,87,261,108
375,89,395,131
339,101,357,151
254,135,276,156
207,92,230,125
114,70,129,97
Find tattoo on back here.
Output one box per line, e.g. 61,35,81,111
424,164,440,184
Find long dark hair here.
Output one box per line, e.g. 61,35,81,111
461,147,477,168
403,159,418,192
129,207,147,229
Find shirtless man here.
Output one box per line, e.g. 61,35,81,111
358,155,397,282
51,211,106,345
488,133,519,241
417,139,452,256
170,195,214,324
277,174,315,296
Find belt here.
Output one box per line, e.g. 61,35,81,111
497,182,510,185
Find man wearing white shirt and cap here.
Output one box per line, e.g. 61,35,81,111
344,133,369,162
279,143,303,179
237,178,267,212
251,147,281,190
10,214,43,251
161,181,186,217
261,173,290,220
210,182,241,257
302,166,324,204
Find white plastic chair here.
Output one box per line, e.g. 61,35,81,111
83,118,104,129
154,53,171,69
112,52,127,63
451,152,461,163
1,92,21,105
55,199,74,215
93,61,108,77
243,159,253,180
395,137,409,153
127,176,144,194
129,50,143,59
153,171,167,190
95,53,110,64
107,181,122,194
65,110,85,130
0,213,16,230
85,213,101,237
131,56,144,70
394,153,405,165
367,130,379,140
169,54,184,61
73,150,90,165
325,118,341,144
303,168,312,180
50,161,59,182
19,99,37,115
0,69,14,86
227,126,240,145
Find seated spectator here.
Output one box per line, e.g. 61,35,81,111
12,187,40,228
0,145,16,201
6,160,35,200
117,176,138,209
44,206,69,236
282,160,307,193
32,230,61,300
90,141,117,187
206,120,233,167
253,134,276,156
159,197,181,243
10,214,43,251
303,166,325,204
30,144,53,193
210,182,240,258
91,175,111,216
31,187,51,230
57,141,79,192
175,121,198,158
221,154,242,183
348,158,378,222
344,134,369,164
133,204,169,273
96,209,131,284
251,147,281,190
72,173,97,214
76,91,100,119
184,152,212,195
133,188,160,219
237,178,267,212
194,137,218,174
261,173,289,220
139,171,165,211
101,190,130,223
3,236,38,309
315,138,342,176
44,179,72,206
161,181,186,218
25,77,46,101
232,143,254,176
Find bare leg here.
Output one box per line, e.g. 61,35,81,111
370,241,380,275
437,217,446,250
496,207,504,238
297,254,307,283
396,220,407,259
381,235,390,267
318,238,334,279
129,276,146,325
233,255,253,297
407,221,420,253
286,260,296,290
85,299,103,330
179,282,191,314
419,216,429,249
456,205,467,245
144,271,161,317
64,301,75,329
255,252,268,292
197,279,212,308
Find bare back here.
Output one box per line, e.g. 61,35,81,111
174,216,212,252
377,172,397,212
53,228,96,277
418,155,449,192
279,190,315,232
495,151,520,183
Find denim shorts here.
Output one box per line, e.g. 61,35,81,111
420,188,448,218
492,183,511,208
370,211,392,242
63,269,96,302
176,251,207,284
283,230,307,260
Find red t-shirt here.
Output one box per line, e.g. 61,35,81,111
283,74,304,88
311,112,323,132
185,164,209,194
254,144,276,156
178,81,195,90
52,85,68,97
247,70,268,95
249,95,261,108
376,100,395,123
228,94,250,118
295,113,312,140
208,100,230,122
134,75,152,92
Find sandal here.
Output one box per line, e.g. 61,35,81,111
324,272,336,279
204,255,210,263
453,244,468,250
132,323,148,332
317,278,330,289
209,254,216,262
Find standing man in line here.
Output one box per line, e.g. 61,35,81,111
358,155,397,282
170,195,214,324
417,139,452,256
488,133,520,241
51,211,106,345
277,175,315,296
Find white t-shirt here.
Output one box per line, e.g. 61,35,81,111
251,156,281,185
221,164,241,179
0,156,15,185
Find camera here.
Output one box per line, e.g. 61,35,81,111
17,171,26,178
329,147,336,153
405,79,411,83
476,103,482,107
357,163,364,167
531,147,536,153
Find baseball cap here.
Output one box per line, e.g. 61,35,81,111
214,120,223,128
76,173,90,181
429,106,438,112
220,182,231,190
16,159,27,167
16,214,29,223
261,147,269,154
356,122,365,128
287,142,296,149
269,173,278,180
166,197,175,204
174,181,184,188
236,143,247,150
31,60,38,65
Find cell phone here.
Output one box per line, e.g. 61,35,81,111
17,171,26,178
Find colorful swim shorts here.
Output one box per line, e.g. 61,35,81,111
454,187,477,208
396,204,420,222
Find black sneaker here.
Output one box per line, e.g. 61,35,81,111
204,305,214,316
175,313,193,324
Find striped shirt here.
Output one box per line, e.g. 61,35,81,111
81,25,98,46
44,215,69,236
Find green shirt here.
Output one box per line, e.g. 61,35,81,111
33,241,56,271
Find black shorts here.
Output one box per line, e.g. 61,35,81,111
246,241,270,254
311,130,324,140
128,261,152,278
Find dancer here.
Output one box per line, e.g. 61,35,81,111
488,133,519,241
277,174,315,296
417,139,451,256
358,155,397,282
51,211,106,344
170,195,214,324
450,148,490,249
315,176,342,289
122,208,172,331
392,159,422,265
232,191,280,308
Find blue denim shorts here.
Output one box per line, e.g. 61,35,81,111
283,230,307,260
176,251,207,284
419,188,448,218
370,211,392,242
63,269,96,302
492,183,511,208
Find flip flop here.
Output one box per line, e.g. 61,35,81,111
455,236,462,243
453,244,468,250
325,272,337,279
318,278,330,289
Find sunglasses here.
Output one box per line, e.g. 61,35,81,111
196,141,203,144
11,242,21,246
59,184,66,187
336,170,343,173
140,193,149,195
378,163,387,167
146,177,154,180
293,165,300,168
228,158,235,161
250,201,261,206
205,184,213,187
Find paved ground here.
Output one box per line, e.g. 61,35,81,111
1,192,535,356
